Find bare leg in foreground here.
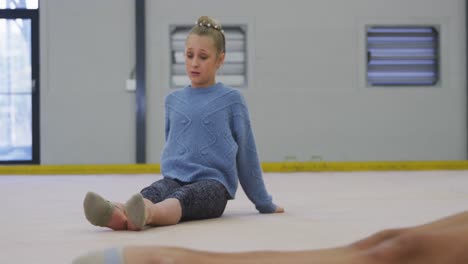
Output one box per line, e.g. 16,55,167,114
75,210,468,264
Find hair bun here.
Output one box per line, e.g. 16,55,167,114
190,16,226,54
196,16,222,31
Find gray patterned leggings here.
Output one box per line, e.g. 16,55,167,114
140,177,230,221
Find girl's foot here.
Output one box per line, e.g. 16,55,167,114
83,192,128,230
73,246,207,264
125,193,148,231
72,247,124,264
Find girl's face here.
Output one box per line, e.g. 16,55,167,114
185,34,225,88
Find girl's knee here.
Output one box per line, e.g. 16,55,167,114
146,247,201,264
144,247,174,264
147,255,175,264
351,228,406,250
362,233,423,263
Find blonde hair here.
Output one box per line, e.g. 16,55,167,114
188,16,226,55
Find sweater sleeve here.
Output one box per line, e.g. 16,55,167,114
232,96,277,213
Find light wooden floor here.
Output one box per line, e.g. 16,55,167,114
1,171,467,264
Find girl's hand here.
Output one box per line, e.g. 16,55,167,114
275,206,285,213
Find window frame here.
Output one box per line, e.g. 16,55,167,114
0,8,40,164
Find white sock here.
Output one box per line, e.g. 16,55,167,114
72,247,123,264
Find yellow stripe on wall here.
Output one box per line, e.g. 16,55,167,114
261,161,468,172
0,164,161,175
1,161,468,175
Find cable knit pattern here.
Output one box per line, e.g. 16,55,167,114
161,82,277,213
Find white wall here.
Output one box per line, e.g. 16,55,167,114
40,0,466,164
40,0,135,164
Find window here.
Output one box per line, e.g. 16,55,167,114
170,25,247,88
0,0,38,9
0,0,39,164
366,26,439,86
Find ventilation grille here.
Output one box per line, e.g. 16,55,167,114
367,26,439,86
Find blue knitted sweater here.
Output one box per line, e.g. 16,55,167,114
161,82,277,213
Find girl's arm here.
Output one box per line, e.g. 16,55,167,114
232,99,277,213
